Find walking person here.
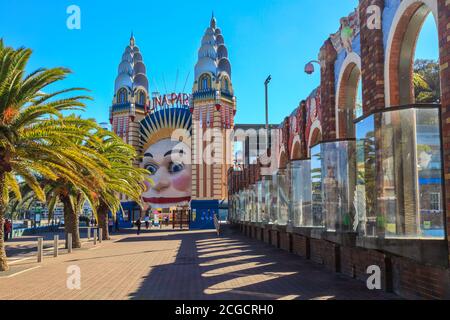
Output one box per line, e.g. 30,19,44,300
108,218,113,234
144,214,150,230
135,218,142,235
4,219,12,242
115,217,120,232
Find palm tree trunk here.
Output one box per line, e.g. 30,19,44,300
61,195,81,249
0,171,9,272
97,200,110,241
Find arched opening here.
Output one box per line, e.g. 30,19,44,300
221,77,230,93
336,52,362,139
386,1,439,106
377,0,443,239
308,126,322,156
278,150,288,170
199,74,212,91
291,139,302,160
136,90,146,106
117,88,128,104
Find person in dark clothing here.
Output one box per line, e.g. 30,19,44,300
4,219,12,241
115,218,120,232
135,218,142,235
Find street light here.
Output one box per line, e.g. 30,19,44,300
304,60,321,75
264,75,272,130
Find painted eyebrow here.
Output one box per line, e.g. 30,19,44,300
144,153,154,158
164,149,185,157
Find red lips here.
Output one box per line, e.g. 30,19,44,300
143,196,191,204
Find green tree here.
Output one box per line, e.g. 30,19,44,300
0,40,92,271
414,59,440,103
93,130,149,240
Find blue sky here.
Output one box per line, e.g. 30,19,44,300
0,0,439,125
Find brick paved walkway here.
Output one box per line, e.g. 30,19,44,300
0,226,399,300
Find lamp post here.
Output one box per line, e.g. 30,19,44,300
304,60,321,75
264,75,272,131
264,75,272,150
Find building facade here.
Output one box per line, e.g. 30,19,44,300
229,0,450,299
110,16,235,228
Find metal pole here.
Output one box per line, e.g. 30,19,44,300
53,235,59,257
98,228,102,243
264,75,271,148
37,237,43,263
67,233,73,253
87,227,91,240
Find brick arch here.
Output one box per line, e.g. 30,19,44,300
290,136,302,160
335,52,362,139
278,147,289,170
308,124,322,157
385,0,439,106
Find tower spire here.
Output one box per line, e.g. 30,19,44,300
210,12,216,29
130,31,135,47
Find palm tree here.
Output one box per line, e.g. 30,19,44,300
0,40,92,271
93,130,149,240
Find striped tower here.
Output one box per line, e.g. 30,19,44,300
110,33,150,163
191,14,236,201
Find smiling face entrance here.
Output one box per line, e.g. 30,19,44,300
142,138,192,208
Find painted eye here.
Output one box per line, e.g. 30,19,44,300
145,164,158,175
169,162,184,173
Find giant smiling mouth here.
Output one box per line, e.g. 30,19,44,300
143,196,191,204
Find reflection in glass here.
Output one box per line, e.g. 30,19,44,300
262,177,272,223
290,160,313,227
356,108,444,239
311,145,324,227
321,141,356,232
355,115,376,236
276,169,289,225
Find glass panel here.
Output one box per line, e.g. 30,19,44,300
257,181,263,223
355,115,377,236
416,109,444,237
290,160,313,227
271,173,279,224
250,185,257,223
277,169,289,225
356,108,444,239
262,177,272,223
311,145,324,227
321,141,356,232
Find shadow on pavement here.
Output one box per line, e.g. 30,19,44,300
128,225,400,300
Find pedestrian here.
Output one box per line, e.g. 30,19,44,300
4,219,12,242
135,218,142,235
108,218,113,234
115,218,120,232
144,214,150,230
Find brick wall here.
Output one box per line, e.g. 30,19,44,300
310,239,340,272
359,0,386,114
292,234,310,258
340,246,390,290
319,39,338,141
391,256,450,299
438,0,450,267
256,227,263,241
263,228,271,245
270,230,279,248
279,231,292,252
